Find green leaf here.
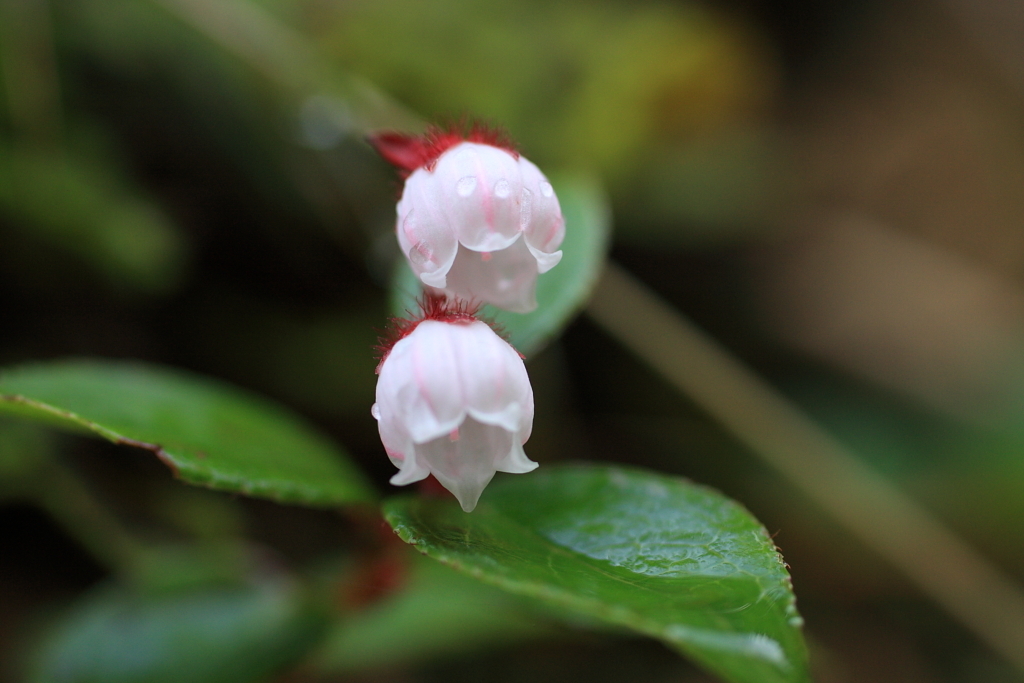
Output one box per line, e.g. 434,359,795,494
391,174,611,357
383,463,809,683
0,359,374,506
312,552,551,673
27,579,326,683
0,146,186,294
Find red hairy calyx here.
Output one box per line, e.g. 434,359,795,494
375,293,481,372
367,121,519,176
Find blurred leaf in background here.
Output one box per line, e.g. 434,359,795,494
26,575,327,683
311,552,554,674
0,143,187,295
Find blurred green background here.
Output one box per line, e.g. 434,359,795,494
5,0,1024,681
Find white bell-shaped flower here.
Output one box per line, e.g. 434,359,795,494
395,142,565,313
373,317,537,511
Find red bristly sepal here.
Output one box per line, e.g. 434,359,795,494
375,292,518,373
367,121,518,176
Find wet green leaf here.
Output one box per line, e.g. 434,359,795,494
391,174,610,357
383,463,809,683
0,359,374,506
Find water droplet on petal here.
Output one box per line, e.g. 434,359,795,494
540,181,554,198
371,403,381,419
409,242,432,266
519,188,532,230
494,179,511,198
456,176,477,197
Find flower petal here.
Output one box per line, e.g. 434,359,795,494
374,400,432,485
397,169,458,288
519,157,565,268
415,417,515,512
437,143,524,253
390,455,431,486
452,322,533,430
526,243,563,274
376,322,466,443
495,440,539,474
443,240,539,313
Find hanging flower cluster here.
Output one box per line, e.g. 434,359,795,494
370,125,565,313
370,124,563,511
373,295,537,512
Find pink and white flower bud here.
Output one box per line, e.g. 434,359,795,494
370,127,565,313
373,303,537,511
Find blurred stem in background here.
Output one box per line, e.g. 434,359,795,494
0,423,147,575
153,0,422,270
31,458,149,574
153,0,422,132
